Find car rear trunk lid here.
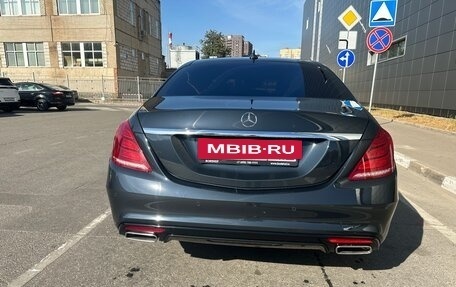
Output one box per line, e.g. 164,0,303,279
137,97,370,190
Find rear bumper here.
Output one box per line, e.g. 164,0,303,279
49,98,75,106
106,162,398,253
118,223,381,254
0,101,20,108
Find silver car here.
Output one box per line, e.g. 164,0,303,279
0,77,21,112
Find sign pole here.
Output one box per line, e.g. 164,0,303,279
342,68,346,83
368,53,378,112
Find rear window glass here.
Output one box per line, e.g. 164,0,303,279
156,60,355,100
42,84,64,90
0,78,13,86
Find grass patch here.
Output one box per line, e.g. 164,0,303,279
370,108,456,133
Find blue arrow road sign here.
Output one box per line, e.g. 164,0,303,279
369,0,397,27
337,49,355,68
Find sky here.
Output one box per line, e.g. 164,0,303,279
160,0,304,62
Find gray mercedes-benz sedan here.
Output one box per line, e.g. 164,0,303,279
106,57,397,255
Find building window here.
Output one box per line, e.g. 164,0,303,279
368,37,406,65
129,1,136,26
139,8,144,31
379,37,406,62
61,42,102,67
0,0,40,15
83,42,103,67
57,0,99,15
148,18,160,39
4,42,44,66
148,14,153,36
80,0,98,14
155,20,160,39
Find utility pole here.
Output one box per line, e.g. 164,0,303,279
316,0,324,62
310,0,318,61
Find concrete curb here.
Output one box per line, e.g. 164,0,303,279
77,99,143,107
395,152,456,195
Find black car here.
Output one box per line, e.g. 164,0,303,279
16,82,75,111
57,85,79,101
106,58,398,255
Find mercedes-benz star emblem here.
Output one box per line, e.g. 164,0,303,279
240,112,258,128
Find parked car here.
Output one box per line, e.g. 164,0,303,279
106,57,398,255
57,85,79,101
0,77,21,112
15,82,75,111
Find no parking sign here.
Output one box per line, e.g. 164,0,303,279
366,27,393,53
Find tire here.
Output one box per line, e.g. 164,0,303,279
57,105,67,111
36,99,49,111
1,107,13,113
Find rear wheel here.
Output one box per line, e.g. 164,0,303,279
57,105,67,111
1,107,13,112
36,99,49,111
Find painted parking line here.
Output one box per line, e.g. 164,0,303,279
14,149,33,155
400,191,456,245
9,209,111,287
83,106,123,112
117,107,136,111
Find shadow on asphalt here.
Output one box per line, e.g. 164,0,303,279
180,195,423,270
2,107,103,114
0,112,23,117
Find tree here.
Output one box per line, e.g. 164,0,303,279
200,30,231,58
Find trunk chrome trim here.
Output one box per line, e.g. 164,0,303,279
142,128,362,141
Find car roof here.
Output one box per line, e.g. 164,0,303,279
184,57,319,68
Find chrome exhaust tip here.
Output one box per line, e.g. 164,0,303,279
125,231,158,243
335,245,373,255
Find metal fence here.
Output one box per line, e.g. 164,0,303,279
118,77,165,101
3,73,166,101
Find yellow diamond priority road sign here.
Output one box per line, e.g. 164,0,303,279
338,5,362,31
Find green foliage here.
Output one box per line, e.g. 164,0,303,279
200,30,231,58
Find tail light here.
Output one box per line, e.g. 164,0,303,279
327,237,374,245
52,91,64,96
349,128,395,181
124,224,165,235
111,120,152,173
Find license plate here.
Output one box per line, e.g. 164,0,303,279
198,138,302,166
3,97,15,102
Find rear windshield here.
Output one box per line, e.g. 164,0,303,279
156,60,355,100
0,78,13,86
42,84,65,90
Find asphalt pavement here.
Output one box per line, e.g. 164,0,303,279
375,116,456,194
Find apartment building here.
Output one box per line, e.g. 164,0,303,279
280,48,301,59
0,0,164,98
243,40,253,57
225,35,253,57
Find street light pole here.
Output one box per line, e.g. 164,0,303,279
310,0,318,61
316,0,324,62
